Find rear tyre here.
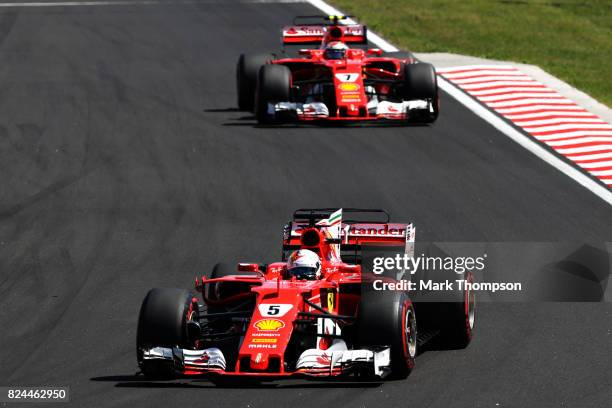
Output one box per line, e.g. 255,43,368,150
255,64,291,124
403,62,439,123
357,290,416,379
236,53,274,111
438,271,475,349
136,288,197,378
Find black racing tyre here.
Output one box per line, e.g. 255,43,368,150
402,62,439,123
236,53,274,111
357,290,417,379
207,262,256,302
207,262,234,301
255,64,291,124
205,262,255,372
136,288,197,378
403,62,437,100
438,271,475,349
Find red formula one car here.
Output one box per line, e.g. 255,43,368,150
236,16,439,124
136,209,474,382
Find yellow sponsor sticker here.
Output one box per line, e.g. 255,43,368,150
252,338,278,344
340,96,361,103
339,83,359,92
254,318,285,331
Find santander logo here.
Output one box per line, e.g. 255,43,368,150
346,224,407,236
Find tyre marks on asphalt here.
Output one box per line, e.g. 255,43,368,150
438,65,612,189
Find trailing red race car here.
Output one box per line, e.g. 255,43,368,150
136,209,474,382
236,15,439,124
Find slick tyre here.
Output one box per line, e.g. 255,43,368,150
136,288,197,378
205,262,254,372
236,53,273,111
438,271,475,349
255,64,291,124
403,62,439,123
207,262,255,303
358,290,417,379
403,62,437,99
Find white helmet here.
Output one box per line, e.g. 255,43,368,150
324,41,348,60
287,249,322,280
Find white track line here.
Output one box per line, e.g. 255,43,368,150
306,0,612,204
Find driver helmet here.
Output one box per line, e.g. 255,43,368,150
287,249,322,280
324,41,348,60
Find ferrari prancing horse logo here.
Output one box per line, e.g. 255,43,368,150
327,291,335,312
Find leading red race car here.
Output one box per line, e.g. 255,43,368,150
236,16,440,124
136,209,474,382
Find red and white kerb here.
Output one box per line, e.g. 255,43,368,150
438,65,612,189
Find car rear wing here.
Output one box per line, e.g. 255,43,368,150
282,24,367,45
282,208,415,264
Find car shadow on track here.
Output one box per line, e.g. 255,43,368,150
90,375,384,389
222,121,432,129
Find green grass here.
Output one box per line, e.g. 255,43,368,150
331,0,612,106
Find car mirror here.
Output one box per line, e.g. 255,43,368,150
237,263,259,272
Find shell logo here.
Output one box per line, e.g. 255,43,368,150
254,319,285,331
339,83,359,92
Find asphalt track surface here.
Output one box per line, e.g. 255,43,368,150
0,1,611,407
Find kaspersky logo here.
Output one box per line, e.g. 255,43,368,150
254,319,285,331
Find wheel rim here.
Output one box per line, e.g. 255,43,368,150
404,306,417,358
466,276,475,330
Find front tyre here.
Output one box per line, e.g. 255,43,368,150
403,62,439,123
357,290,417,379
255,64,291,125
236,53,274,111
136,288,198,378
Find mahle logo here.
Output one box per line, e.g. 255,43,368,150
254,319,285,331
